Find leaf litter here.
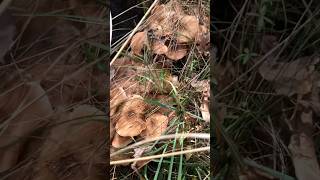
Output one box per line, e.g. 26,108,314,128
259,55,320,179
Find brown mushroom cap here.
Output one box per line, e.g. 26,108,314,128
115,95,147,137
176,15,200,43
115,116,146,137
165,48,187,60
121,95,146,115
130,31,147,55
112,133,133,148
152,41,168,55
141,113,168,139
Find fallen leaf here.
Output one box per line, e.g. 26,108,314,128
259,56,319,96
185,146,193,161
191,80,210,122
130,31,147,55
191,79,209,92
131,147,151,170
288,111,320,180
289,132,320,180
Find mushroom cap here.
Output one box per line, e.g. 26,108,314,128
112,133,133,148
141,113,168,139
115,95,147,137
115,115,146,137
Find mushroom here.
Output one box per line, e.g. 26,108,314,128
112,133,133,148
141,113,168,139
115,95,147,137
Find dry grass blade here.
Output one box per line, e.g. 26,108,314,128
110,146,210,165
110,0,160,65
111,133,210,157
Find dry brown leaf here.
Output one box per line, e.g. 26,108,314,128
131,147,151,170
191,80,210,122
130,31,147,55
191,79,210,92
141,113,168,139
298,74,320,116
185,146,193,161
165,48,187,60
147,3,178,36
259,56,319,96
112,133,133,148
288,111,320,180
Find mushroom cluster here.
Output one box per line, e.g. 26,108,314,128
130,0,209,60
110,94,169,149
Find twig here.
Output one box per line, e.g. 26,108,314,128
110,146,210,165
110,0,160,66
111,133,210,157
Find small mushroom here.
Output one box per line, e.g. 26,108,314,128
115,115,146,137
152,41,168,55
112,133,133,148
176,15,200,43
130,31,147,55
165,48,187,60
141,113,168,139
115,95,147,137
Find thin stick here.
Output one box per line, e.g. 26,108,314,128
110,146,210,165
110,0,160,66
111,133,210,157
